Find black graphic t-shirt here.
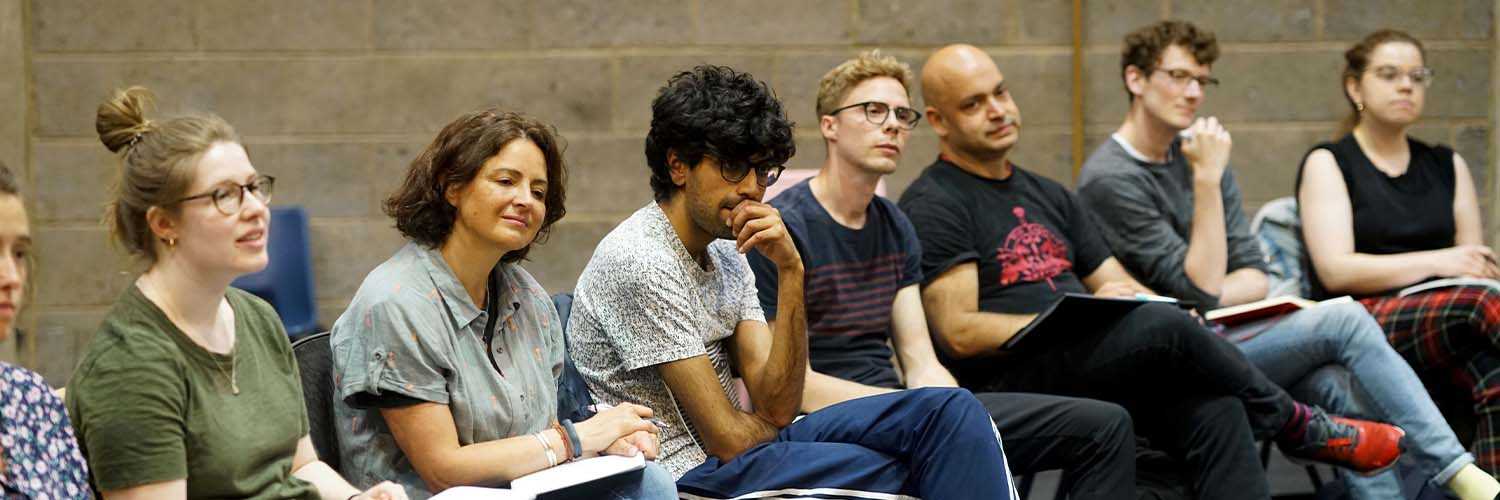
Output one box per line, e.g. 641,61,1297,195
899,158,1112,314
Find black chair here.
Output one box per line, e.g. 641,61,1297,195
292,331,341,473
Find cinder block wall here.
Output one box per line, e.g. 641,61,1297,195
8,0,1496,384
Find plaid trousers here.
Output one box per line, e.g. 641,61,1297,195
1361,284,1500,473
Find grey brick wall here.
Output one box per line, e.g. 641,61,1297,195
12,0,1498,384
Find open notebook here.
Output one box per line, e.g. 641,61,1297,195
1397,277,1500,297
1204,296,1354,327
428,453,647,499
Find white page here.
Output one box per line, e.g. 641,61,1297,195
429,486,535,500
511,453,647,495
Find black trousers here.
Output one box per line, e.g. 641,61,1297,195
976,392,1136,500
968,303,1297,500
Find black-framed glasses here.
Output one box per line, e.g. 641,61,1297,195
717,159,785,187
827,101,923,130
172,176,276,215
1153,68,1220,88
1369,66,1434,87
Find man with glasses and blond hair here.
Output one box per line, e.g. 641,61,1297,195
747,50,1136,500
569,64,1019,500
1077,20,1497,499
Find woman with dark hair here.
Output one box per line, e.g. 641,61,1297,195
329,108,675,499
67,87,406,500
1298,30,1500,492
0,161,91,497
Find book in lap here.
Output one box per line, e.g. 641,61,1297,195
429,487,534,500
429,453,648,499
1204,295,1354,327
1205,278,1498,329
1396,277,1500,298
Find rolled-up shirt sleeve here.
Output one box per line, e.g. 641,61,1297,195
334,296,454,407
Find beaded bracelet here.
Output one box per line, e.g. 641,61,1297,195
551,422,573,462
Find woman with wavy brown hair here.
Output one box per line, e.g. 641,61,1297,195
65,87,406,500
328,107,675,499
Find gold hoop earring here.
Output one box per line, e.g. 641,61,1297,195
1355,101,1365,112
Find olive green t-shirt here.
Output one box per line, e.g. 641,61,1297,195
65,285,317,498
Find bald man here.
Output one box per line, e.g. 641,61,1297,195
898,45,1404,500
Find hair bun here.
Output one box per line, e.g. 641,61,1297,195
96,86,155,154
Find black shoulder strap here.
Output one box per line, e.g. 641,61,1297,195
481,266,504,376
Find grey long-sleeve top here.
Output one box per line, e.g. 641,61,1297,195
1077,136,1267,310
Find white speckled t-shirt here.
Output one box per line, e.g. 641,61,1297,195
568,203,765,478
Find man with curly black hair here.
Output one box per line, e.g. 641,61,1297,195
570,65,1020,499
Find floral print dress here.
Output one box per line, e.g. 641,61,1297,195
1,362,90,499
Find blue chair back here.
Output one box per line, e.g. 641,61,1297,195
233,206,319,338
552,292,597,422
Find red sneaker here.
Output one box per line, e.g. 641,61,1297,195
1278,408,1404,475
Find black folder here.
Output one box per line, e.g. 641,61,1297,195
1002,293,1151,350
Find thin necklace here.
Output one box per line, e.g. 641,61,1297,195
209,311,239,395
145,275,239,395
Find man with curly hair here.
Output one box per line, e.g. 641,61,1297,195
569,64,1019,499
1078,20,1497,499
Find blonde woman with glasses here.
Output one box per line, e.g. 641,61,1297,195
66,87,407,500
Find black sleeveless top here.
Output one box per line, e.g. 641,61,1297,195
1295,133,1456,298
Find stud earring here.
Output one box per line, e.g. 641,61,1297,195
1355,101,1365,112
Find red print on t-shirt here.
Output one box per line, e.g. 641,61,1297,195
996,206,1072,289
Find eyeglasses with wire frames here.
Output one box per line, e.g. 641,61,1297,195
1152,68,1220,89
1368,66,1434,87
826,101,923,130
714,158,785,187
171,176,276,215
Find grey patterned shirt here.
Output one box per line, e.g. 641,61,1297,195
330,242,564,498
569,203,765,478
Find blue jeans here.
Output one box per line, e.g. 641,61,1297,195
1235,302,1474,498
677,388,1017,499
541,461,678,500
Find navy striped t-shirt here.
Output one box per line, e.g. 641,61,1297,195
748,179,923,388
